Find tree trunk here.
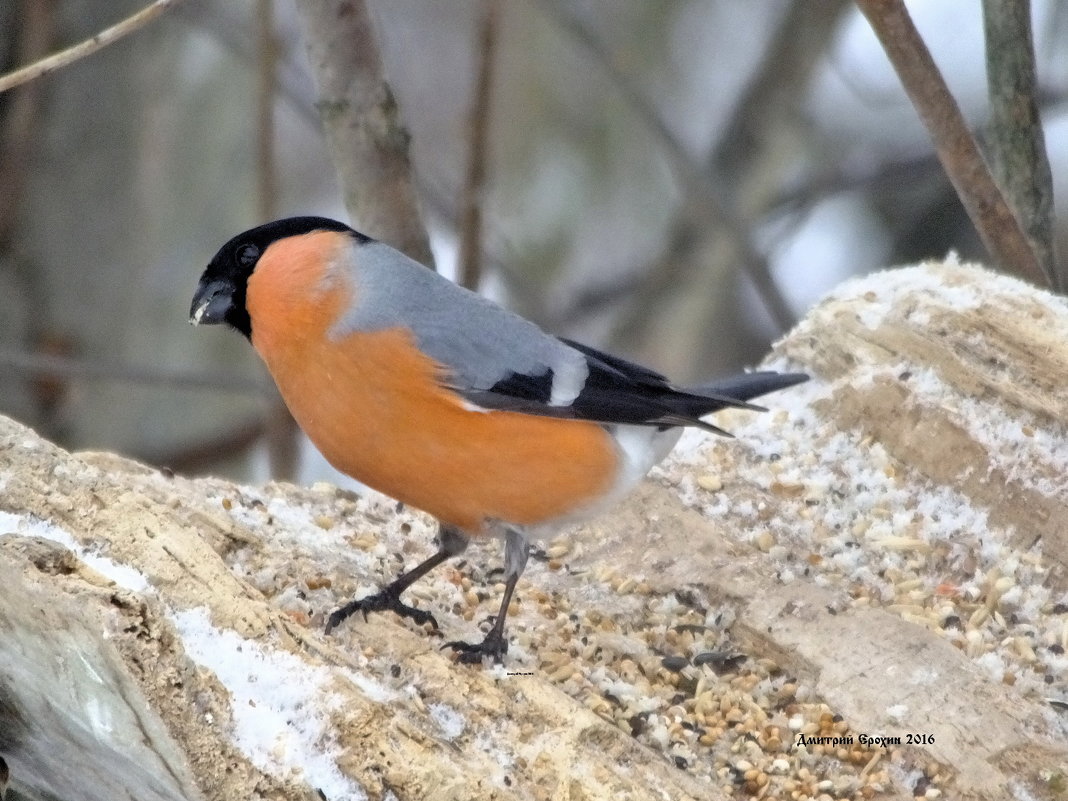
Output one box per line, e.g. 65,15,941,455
292,0,434,267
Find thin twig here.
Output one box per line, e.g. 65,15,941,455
981,0,1059,291
256,0,278,225
143,417,268,474
855,0,1049,289
0,349,268,394
0,0,56,245
254,0,300,480
713,0,850,194
457,0,501,291
0,0,184,94
177,3,320,127
539,1,797,333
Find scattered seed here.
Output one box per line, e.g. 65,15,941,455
661,656,690,672
697,475,723,492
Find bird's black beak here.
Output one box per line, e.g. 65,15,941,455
189,279,234,326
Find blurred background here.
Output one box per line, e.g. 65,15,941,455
1,0,1066,486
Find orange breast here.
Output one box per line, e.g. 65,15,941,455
245,233,619,534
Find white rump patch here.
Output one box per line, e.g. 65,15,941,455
549,359,589,406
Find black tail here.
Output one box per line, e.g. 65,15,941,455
552,337,807,434
688,371,809,407
661,371,809,435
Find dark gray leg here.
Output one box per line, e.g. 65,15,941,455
444,527,529,664
325,523,469,634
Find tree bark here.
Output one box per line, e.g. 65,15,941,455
292,0,434,267
982,0,1059,290
856,0,1048,289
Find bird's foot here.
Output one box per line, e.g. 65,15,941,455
325,589,439,634
442,628,509,664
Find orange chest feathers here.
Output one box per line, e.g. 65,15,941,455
244,233,619,534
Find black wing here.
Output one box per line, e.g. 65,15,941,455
461,336,807,436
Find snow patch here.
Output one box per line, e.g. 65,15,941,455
170,606,370,800
428,702,466,740
0,511,149,593
819,261,1058,331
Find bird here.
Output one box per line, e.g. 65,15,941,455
190,216,807,663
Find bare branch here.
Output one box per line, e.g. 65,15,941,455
457,0,501,291
264,396,300,480
0,0,56,245
0,349,268,394
255,0,278,225
855,0,1049,289
541,2,797,333
254,0,300,480
176,3,320,127
292,0,434,267
714,0,851,195
0,0,184,94
981,0,1059,291
143,417,268,474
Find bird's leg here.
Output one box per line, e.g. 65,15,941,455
445,571,518,663
326,523,468,634
444,526,530,664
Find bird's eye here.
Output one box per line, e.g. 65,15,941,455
237,243,260,268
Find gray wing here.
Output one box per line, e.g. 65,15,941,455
329,240,591,408
330,239,808,428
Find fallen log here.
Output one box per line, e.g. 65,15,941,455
0,259,1065,801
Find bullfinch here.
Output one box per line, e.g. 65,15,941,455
190,216,807,663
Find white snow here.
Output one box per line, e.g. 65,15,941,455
0,511,150,593
884,704,908,722
0,507,401,799
428,702,467,741
170,606,371,800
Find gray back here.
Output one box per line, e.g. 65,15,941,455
329,240,589,403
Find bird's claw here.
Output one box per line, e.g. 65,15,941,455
442,630,509,664
325,590,439,634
